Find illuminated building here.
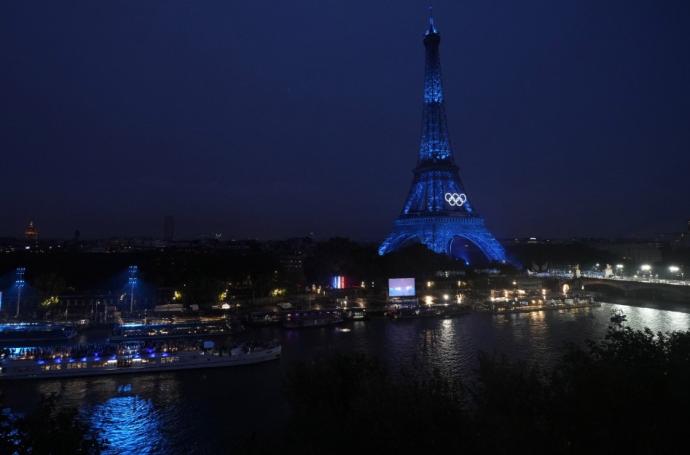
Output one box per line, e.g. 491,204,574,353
24,220,39,241
379,10,506,263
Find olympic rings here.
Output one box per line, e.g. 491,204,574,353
444,192,467,207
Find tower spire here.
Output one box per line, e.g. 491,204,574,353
421,5,448,161
427,5,438,35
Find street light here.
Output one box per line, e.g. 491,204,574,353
128,265,138,314
614,264,625,278
15,267,26,318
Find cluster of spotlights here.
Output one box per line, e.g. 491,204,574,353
615,264,682,274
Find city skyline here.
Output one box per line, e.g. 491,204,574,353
2,1,689,241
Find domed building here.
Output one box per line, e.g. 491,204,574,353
24,220,39,241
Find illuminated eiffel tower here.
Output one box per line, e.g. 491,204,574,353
379,10,506,263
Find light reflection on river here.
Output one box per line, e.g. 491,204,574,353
2,301,689,454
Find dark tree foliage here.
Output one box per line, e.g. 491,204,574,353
303,240,463,285
32,272,67,299
302,238,379,284
245,327,690,454
0,249,280,291
280,353,466,453
0,405,21,454
661,245,690,268
1,394,105,454
0,248,282,311
379,243,459,277
506,241,615,269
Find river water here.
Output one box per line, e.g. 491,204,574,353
2,300,689,454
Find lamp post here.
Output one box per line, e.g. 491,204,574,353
615,264,624,277
668,265,683,281
15,267,26,318
128,266,138,314
639,264,652,280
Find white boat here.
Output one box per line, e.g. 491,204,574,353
109,317,238,342
0,341,281,380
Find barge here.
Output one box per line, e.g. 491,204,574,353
0,323,77,344
490,296,600,314
109,317,238,342
343,307,367,321
0,340,280,380
282,309,343,329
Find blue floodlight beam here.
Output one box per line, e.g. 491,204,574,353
15,267,26,318
127,265,138,314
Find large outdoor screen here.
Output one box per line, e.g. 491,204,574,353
388,278,416,297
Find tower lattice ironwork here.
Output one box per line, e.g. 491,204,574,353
379,11,506,263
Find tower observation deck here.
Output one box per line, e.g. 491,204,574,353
378,11,506,263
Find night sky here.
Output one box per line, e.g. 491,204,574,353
2,1,689,241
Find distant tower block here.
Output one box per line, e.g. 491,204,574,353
379,10,506,263
164,215,175,241
24,221,39,241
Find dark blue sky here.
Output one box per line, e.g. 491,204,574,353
1,1,689,240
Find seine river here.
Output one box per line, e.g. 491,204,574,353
3,300,690,454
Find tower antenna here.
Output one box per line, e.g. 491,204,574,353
427,4,438,34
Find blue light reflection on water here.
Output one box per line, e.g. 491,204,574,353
89,395,165,455
1,301,688,454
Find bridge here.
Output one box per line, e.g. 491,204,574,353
533,271,689,286
531,271,690,301
577,277,688,301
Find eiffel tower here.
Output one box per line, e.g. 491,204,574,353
379,10,506,264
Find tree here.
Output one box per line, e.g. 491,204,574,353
1,394,106,454
245,326,690,454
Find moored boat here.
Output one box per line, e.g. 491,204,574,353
0,323,77,344
244,311,282,327
282,309,343,329
489,294,600,314
109,317,237,342
385,304,421,319
0,340,280,380
343,307,367,321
